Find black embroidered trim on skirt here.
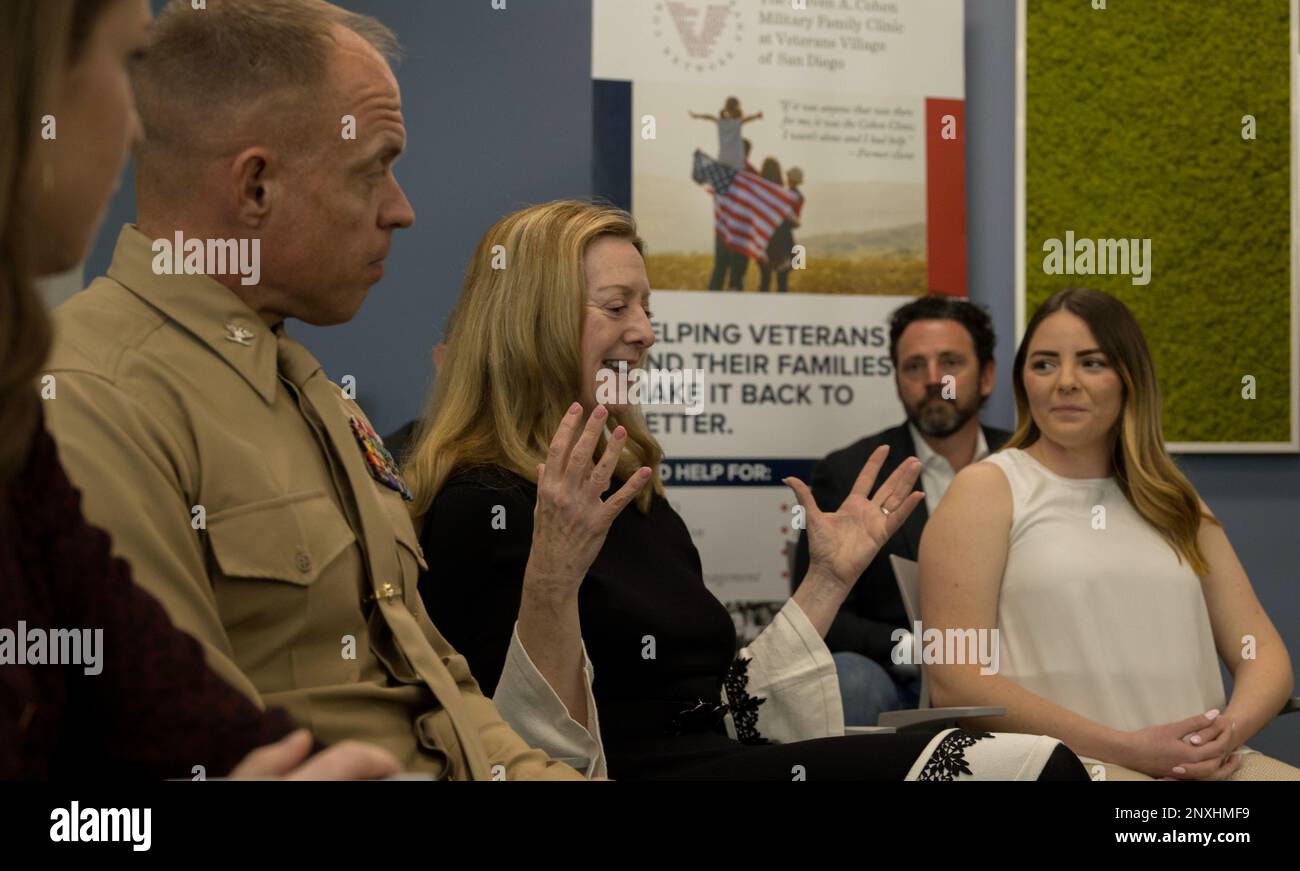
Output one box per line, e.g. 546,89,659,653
669,656,769,745
722,656,768,745
916,729,995,781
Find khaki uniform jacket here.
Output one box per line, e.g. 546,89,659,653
44,225,582,781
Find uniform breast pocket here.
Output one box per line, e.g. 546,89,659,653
207,492,357,648
380,492,428,604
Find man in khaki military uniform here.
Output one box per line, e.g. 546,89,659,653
44,0,586,780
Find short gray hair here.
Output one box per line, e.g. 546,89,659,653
133,0,400,177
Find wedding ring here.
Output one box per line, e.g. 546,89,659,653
881,506,892,517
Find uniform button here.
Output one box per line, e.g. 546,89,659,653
295,547,312,574
380,583,401,601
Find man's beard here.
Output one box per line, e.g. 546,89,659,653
906,390,981,439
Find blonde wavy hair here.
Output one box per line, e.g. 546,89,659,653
1005,288,1219,575
404,200,665,518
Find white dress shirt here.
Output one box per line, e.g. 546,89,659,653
906,422,990,516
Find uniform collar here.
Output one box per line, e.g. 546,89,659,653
105,224,281,404
906,420,990,471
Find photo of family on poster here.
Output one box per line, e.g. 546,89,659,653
634,82,930,298
689,96,805,293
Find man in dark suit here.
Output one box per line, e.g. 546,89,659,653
794,295,1008,725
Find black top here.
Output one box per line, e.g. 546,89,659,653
793,421,1011,667
0,419,295,780
418,466,741,773
384,419,420,466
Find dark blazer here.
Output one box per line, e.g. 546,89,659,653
793,421,1011,672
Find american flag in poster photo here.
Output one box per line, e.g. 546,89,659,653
691,149,803,265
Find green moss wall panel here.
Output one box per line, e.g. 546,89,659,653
1024,0,1294,444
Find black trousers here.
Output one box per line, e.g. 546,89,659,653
708,235,749,291
759,264,789,293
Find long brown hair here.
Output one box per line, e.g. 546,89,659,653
404,200,666,518
1005,288,1219,575
0,1,110,483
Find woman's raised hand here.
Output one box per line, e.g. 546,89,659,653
784,445,924,592
525,403,652,598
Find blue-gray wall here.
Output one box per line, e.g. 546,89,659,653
85,0,1297,763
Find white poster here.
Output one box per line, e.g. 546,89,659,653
593,0,966,612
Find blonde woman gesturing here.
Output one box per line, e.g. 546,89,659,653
403,200,1091,781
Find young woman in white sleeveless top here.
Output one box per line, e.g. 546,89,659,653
919,288,1296,781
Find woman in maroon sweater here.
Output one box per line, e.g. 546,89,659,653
0,0,397,780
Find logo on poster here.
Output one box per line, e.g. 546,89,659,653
654,0,744,72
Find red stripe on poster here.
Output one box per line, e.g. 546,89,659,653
925,98,966,297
